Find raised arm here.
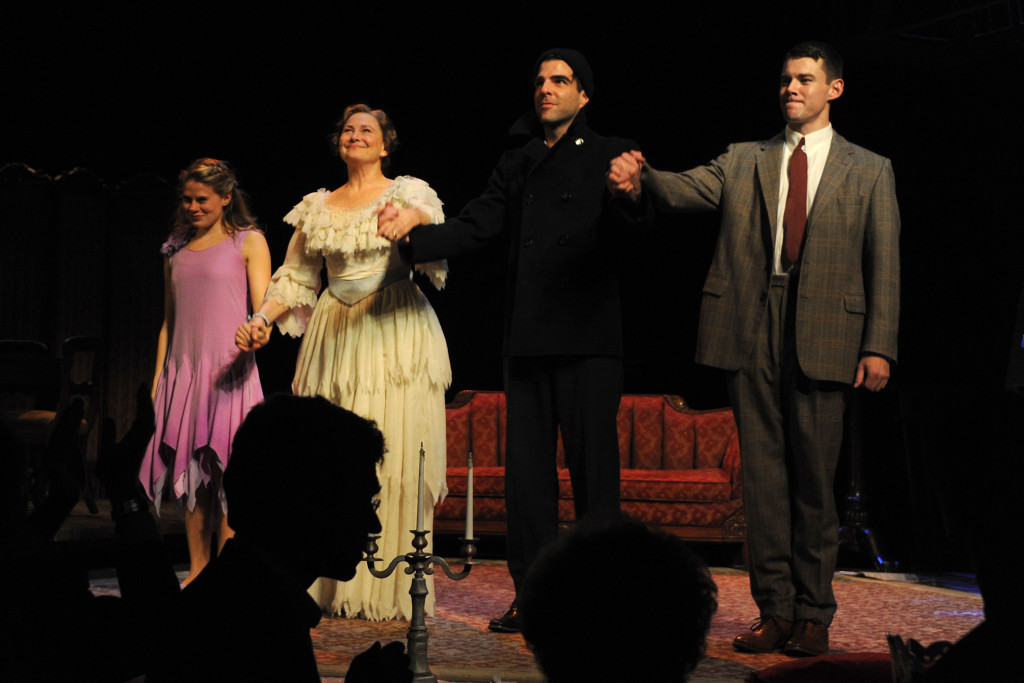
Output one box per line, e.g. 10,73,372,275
375,203,432,243
606,150,646,201
640,146,734,214
390,160,513,264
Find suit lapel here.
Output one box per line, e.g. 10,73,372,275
761,135,782,239
809,132,854,228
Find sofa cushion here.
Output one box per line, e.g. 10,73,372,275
436,496,507,523
619,499,743,528
445,466,505,497
663,407,696,470
444,466,733,504
446,393,506,468
619,468,733,503
438,391,745,541
694,410,736,469
628,396,666,469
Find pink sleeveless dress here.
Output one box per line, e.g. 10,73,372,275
141,231,264,513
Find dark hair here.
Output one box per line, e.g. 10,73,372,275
534,48,593,96
785,41,844,82
520,517,718,682
329,104,399,170
161,158,259,256
223,395,384,535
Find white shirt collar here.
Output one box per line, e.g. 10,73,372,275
785,123,833,153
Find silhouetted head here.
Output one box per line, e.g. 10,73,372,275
223,394,384,582
520,517,718,682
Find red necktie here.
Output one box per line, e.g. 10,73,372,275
782,137,807,269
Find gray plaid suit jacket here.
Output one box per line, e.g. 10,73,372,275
642,131,900,384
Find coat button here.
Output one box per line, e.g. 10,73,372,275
557,235,568,246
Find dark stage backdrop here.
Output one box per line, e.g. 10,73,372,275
3,3,1022,571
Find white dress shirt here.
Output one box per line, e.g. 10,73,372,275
774,124,833,274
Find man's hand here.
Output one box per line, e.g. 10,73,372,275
606,150,646,201
345,641,412,683
854,355,890,391
376,202,425,243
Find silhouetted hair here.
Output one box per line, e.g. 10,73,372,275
162,158,260,256
329,104,399,170
223,394,384,535
520,517,718,682
785,41,844,82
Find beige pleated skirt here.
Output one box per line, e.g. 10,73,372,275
294,277,450,621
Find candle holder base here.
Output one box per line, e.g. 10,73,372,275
365,531,477,681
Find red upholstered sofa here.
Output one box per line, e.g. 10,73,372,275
435,390,746,542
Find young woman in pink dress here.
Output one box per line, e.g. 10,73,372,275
142,158,272,586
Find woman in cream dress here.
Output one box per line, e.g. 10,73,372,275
237,105,449,620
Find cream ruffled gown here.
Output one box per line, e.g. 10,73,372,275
265,176,450,620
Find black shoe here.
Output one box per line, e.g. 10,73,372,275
488,604,521,634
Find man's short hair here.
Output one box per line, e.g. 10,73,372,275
519,517,718,682
785,41,844,82
534,47,594,96
223,394,384,535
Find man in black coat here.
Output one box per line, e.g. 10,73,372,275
378,48,643,633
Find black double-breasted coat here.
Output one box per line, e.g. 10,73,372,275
403,113,640,357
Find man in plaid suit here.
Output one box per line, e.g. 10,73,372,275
608,41,899,656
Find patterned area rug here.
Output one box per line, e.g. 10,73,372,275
307,563,983,682
89,562,983,682
312,560,535,682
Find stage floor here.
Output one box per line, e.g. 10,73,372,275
69,501,984,682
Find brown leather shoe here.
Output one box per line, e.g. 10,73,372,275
784,619,830,656
733,616,794,653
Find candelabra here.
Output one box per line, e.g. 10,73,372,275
364,444,477,683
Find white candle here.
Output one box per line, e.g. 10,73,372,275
416,443,425,532
466,451,474,540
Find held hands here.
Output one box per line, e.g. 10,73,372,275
235,316,271,352
854,355,890,392
606,150,646,201
375,202,425,243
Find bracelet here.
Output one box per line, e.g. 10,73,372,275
247,312,271,327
